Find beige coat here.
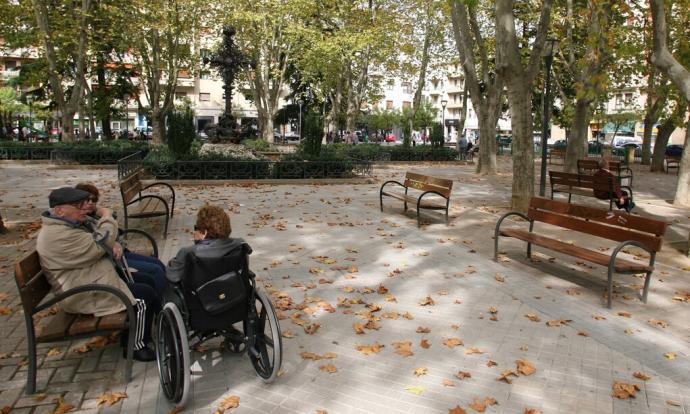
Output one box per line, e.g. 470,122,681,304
36,213,134,317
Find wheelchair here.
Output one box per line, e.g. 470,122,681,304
154,240,282,407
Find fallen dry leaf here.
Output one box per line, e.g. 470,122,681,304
524,314,540,322
304,323,321,335
648,319,668,328
419,296,435,306
416,326,431,333
414,367,428,377
95,392,128,407
281,330,295,338
612,381,640,399
592,315,606,320
49,397,75,414
356,343,384,355
468,397,498,412
545,319,571,327
47,348,61,357
617,311,632,318
666,400,681,407
420,339,431,349
664,352,677,360
404,385,426,395
455,370,472,380
392,341,414,357
464,347,484,355
633,371,651,381
516,359,536,376
443,338,464,348
448,406,466,414
494,274,505,282
442,379,455,387
215,395,240,413
523,409,541,414
497,368,518,383
353,323,365,335
319,364,337,373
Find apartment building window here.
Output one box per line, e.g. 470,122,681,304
402,82,413,94
200,70,212,80
4,60,17,70
199,93,211,102
386,100,394,109
387,80,394,91
432,79,439,89
402,101,411,109
625,93,633,105
432,96,438,104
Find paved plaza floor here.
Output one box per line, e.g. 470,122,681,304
0,160,689,413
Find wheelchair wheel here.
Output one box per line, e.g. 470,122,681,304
156,303,190,407
248,289,282,382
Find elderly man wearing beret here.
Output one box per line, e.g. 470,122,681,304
36,187,157,361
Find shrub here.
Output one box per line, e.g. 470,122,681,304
242,138,271,152
167,107,196,157
302,112,323,158
430,123,444,148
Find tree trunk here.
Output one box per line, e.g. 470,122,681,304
650,117,675,172
151,109,166,145
641,69,664,165
97,56,113,139
476,110,498,174
565,99,590,172
641,113,657,165
507,86,535,210
261,115,274,142
674,115,690,205
61,112,76,142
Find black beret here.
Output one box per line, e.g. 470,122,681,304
48,187,91,208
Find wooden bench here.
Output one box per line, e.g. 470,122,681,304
549,149,565,164
665,154,681,175
577,157,633,186
379,172,453,226
119,169,175,237
549,170,633,211
14,251,136,394
494,197,668,308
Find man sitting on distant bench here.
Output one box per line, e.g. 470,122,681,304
36,187,157,361
593,158,635,213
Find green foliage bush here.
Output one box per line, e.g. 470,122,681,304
166,107,196,157
242,138,271,152
302,112,323,158
430,123,444,148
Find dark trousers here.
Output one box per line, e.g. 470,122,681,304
613,190,631,209
125,251,167,299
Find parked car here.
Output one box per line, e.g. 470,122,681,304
552,139,567,149
666,144,683,156
384,134,397,143
284,131,299,141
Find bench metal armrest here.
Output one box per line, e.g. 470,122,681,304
417,190,449,202
142,182,175,215
119,228,159,258
610,240,654,269
142,181,175,198
494,212,534,260
380,180,405,193
34,284,135,317
126,194,170,214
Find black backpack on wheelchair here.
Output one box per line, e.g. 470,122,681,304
155,240,282,407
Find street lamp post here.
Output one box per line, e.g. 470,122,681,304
539,38,559,197
26,95,33,141
123,93,130,139
298,98,304,142
441,99,448,144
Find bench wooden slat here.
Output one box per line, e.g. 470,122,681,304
499,229,652,272
530,197,667,236
68,314,101,336
35,311,77,342
98,312,128,331
528,209,662,252
380,172,452,226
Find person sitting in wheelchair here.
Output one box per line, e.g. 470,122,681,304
156,204,282,406
166,204,251,335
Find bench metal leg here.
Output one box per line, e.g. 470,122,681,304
606,265,614,309
25,330,37,394
416,204,420,227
